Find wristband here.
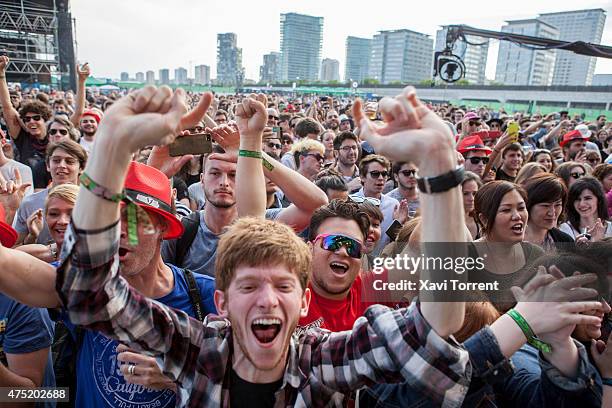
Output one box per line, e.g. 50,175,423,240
603,378,612,387
262,157,274,171
417,166,464,194
507,309,552,353
238,149,262,159
79,172,139,246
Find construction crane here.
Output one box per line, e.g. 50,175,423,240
434,24,612,83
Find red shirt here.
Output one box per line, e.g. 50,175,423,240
299,270,406,333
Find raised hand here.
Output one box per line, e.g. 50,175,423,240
234,94,267,150
98,87,212,153
26,209,43,238
77,63,90,82
393,199,410,224
0,168,30,224
0,55,8,73
591,335,612,378
353,86,455,176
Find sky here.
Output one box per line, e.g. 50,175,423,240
70,0,612,82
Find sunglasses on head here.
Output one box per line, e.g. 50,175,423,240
400,169,417,177
468,157,490,165
369,170,388,179
267,142,282,150
570,172,584,179
313,233,362,259
22,115,42,122
49,128,68,136
349,195,381,206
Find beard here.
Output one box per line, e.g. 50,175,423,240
204,189,236,209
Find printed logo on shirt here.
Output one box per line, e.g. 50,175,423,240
92,332,175,408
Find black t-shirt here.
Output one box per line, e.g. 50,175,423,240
230,369,282,408
12,129,48,169
495,167,515,183
32,159,51,189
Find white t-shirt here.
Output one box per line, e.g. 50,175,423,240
79,137,94,154
0,159,34,196
559,221,612,240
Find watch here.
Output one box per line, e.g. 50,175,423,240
417,167,465,194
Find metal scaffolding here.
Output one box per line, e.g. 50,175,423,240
0,0,75,88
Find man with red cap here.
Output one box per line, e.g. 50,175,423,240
78,109,102,154
560,129,589,162
457,134,492,179
0,161,217,407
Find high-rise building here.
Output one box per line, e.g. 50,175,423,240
495,19,559,86
260,52,281,83
175,67,188,84
320,58,340,82
120,72,129,81
280,13,323,81
369,29,434,84
146,70,155,85
135,72,144,82
538,9,606,86
345,36,372,83
194,65,211,85
159,69,170,85
435,27,489,84
592,74,612,86
217,33,244,86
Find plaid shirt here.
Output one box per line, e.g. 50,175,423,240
56,221,472,407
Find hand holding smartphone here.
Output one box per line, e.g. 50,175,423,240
168,133,213,157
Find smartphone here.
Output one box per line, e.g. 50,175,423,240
507,122,520,143
272,126,282,138
168,133,212,157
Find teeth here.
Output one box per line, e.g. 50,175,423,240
253,318,281,326
331,262,348,269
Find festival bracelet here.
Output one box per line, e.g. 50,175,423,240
238,149,262,159
79,172,139,246
262,157,274,171
507,309,552,353
80,173,125,203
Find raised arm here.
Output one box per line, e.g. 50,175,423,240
0,244,60,307
70,63,90,126
354,87,465,337
0,56,23,139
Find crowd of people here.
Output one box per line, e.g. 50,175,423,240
0,54,611,407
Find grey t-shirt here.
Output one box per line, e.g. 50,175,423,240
12,188,52,244
188,182,205,211
162,208,282,277
0,159,34,196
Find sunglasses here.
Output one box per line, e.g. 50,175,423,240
267,142,282,150
303,153,324,162
400,169,417,177
468,121,481,126
349,195,381,206
282,139,293,145
570,172,585,179
313,233,362,259
22,115,42,122
369,170,389,179
49,128,68,136
268,115,279,120
468,157,490,165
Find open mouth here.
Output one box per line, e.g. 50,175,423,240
330,261,349,276
118,247,130,261
251,318,282,344
511,223,524,233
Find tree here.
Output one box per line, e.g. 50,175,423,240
362,78,380,85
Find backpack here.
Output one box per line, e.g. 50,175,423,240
50,268,206,407
174,210,201,267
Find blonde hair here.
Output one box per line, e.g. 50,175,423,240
515,162,546,187
215,217,311,292
290,138,325,155
45,184,80,213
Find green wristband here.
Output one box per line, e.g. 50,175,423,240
262,157,274,171
507,309,552,353
238,149,262,159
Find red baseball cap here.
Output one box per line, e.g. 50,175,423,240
0,203,18,248
124,162,184,240
457,135,492,155
560,130,589,147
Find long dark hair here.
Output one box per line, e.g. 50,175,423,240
566,176,609,231
474,181,527,237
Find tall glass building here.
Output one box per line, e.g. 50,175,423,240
538,9,606,86
345,36,372,83
280,13,323,82
217,33,243,86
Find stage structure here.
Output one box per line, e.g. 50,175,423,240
0,0,76,90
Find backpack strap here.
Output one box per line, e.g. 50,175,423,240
183,268,205,322
175,210,201,267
